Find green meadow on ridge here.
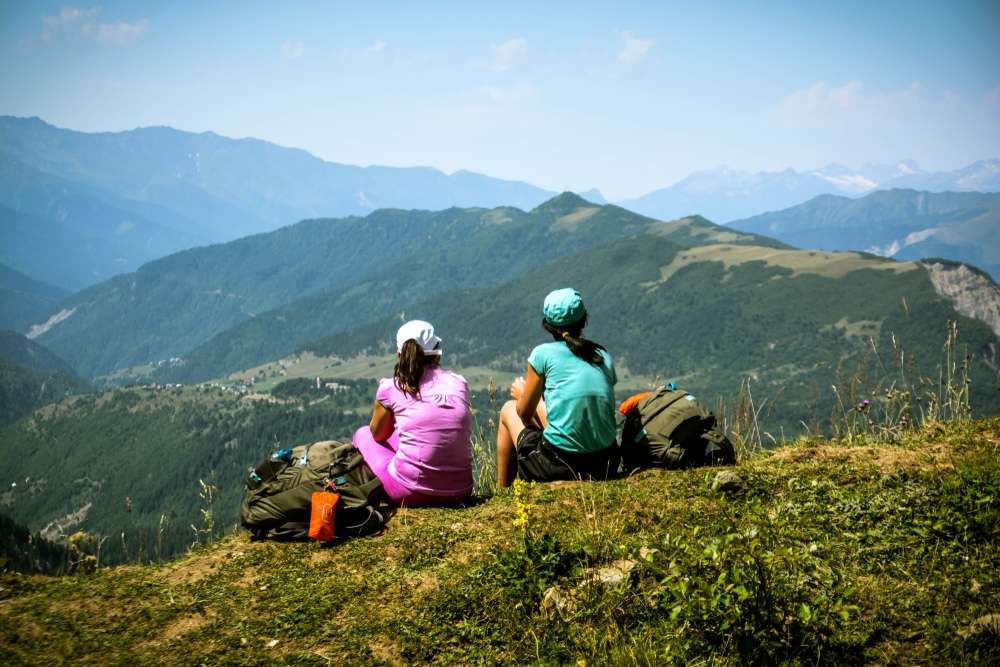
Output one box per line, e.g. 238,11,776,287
1,418,996,665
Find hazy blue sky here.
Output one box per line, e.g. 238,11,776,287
1,1,997,198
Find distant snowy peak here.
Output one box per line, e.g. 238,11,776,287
880,159,1000,193
810,160,925,194
953,159,1000,190
620,159,999,225
811,168,877,194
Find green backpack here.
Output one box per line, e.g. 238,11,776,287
240,440,387,541
620,387,736,471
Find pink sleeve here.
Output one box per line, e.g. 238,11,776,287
376,378,396,410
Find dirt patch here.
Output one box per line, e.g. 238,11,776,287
234,567,258,589
771,443,953,473
160,545,252,586
309,547,337,566
56,593,128,621
161,611,214,641
552,206,599,230
405,572,440,595
369,639,406,667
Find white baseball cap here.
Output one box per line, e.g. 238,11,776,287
395,320,442,355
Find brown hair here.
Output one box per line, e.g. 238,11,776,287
394,339,440,398
542,314,606,365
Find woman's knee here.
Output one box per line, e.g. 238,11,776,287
499,399,518,421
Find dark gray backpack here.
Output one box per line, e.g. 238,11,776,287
240,440,387,541
620,387,736,471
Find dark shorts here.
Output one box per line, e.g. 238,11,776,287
516,426,620,483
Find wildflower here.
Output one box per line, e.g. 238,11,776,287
512,478,533,533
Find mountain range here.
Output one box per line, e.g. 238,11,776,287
3,116,997,292
727,190,1000,282
27,194,781,380
620,160,1000,223
0,116,561,290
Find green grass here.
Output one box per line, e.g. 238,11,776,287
2,418,997,665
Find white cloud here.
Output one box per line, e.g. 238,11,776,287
780,80,865,115
279,40,305,62
775,80,934,129
479,83,534,104
986,86,1000,109
42,6,147,45
490,38,526,72
367,39,387,54
616,30,654,65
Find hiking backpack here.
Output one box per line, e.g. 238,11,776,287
619,387,736,471
240,440,387,541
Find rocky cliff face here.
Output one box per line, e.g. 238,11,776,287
924,261,1000,340
922,262,1000,370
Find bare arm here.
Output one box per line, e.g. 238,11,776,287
368,401,395,441
512,364,546,428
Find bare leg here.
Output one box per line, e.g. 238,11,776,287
496,400,524,489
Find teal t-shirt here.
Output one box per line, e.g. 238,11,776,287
527,342,617,454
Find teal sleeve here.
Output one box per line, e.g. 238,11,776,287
527,345,546,377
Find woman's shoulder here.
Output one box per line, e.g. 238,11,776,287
529,341,562,360
424,367,468,392
376,376,400,403
437,367,467,385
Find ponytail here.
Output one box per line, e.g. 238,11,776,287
394,339,438,397
542,316,606,365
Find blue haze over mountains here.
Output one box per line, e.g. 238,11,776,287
2,115,998,293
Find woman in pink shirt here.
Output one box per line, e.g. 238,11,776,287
352,320,473,506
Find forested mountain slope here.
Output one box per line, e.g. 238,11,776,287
35,194,775,379
0,381,376,563
0,264,69,333
0,331,91,425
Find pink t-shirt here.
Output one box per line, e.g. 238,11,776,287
376,367,473,497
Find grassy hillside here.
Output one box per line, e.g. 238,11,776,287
302,234,1000,433
728,189,1000,281
155,210,784,385
1,418,996,665
37,193,774,380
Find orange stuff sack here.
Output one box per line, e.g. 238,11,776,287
618,391,654,415
308,490,340,541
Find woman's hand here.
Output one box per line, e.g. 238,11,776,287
510,376,526,401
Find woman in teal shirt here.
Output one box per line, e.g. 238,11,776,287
496,288,619,488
